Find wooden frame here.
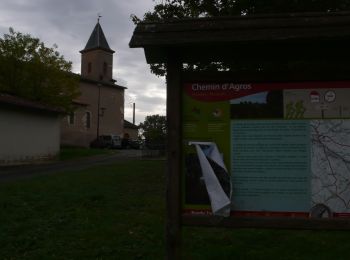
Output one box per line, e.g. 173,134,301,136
129,12,350,259
181,72,350,231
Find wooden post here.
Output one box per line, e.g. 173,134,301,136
166,54,182,259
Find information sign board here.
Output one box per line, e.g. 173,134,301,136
182,81,350,219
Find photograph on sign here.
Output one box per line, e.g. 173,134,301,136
182,81,350,218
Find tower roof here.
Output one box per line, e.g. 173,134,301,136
80,22,114,53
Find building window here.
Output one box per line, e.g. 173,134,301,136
68,112,75,125
88,62,92,74
85,111,91,128
103,62,107,75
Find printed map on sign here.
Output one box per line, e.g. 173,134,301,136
311,120,350,217
182,81,350,218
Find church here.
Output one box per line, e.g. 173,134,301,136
60,20,130,147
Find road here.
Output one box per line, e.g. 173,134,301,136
0,150,144,183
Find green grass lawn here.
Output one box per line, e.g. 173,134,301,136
59,146,117,161
1,160,350,259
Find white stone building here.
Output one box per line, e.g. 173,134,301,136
0,93,62,165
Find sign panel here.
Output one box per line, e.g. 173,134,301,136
182,81,350,218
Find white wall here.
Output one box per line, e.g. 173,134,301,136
0,108,61,165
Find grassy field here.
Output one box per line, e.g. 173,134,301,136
1,159,350,259
59,146,117,161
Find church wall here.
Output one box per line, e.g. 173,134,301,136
60,104,93,147
60,81,124,147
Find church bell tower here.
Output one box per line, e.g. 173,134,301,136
80,19,115,83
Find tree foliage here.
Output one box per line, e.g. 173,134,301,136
132,0,350,76
135,0,350,22
139,114,167,149
0,28,80,111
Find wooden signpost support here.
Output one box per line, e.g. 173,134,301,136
165,55,182,259
130,12,350,259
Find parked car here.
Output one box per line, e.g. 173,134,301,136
129,139,140,149
121,138,140,149
90,134,122,149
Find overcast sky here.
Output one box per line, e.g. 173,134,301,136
0,0,165,124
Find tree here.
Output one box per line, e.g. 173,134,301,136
0,28,80,112
132,0,350,76
135,0,350,22
139,114,167,149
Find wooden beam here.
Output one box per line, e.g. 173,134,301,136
130,12,350,48
181,66,350,82
143,39,350,63
182,215,350,230
166,53,182,259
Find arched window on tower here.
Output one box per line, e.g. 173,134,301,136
85,111,91,129
68,112,75,125
88,62,92,74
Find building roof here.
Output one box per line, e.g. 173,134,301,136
124,120,139,129
129,12,350,63
80,22,115,54
72,99,89,107
0,93,64,114
80,77,126,90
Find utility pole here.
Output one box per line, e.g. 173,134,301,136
97,83,101,139
133,103,136,125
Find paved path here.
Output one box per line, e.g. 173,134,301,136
0,150,143,183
